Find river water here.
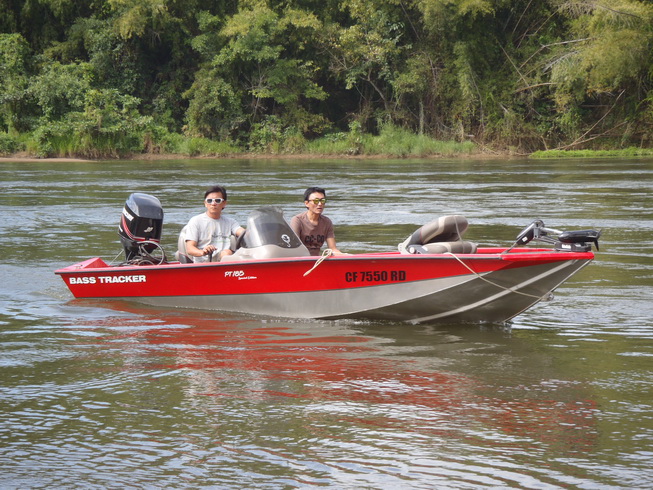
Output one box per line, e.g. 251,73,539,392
1,157,652,488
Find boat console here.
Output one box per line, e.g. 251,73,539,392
221,207,310,261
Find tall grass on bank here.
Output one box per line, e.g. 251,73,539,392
362,125,475,157
305,124,476,157
25,130,144,158
11,127,241,159
4,123,475,159
157,132,241,156
531,148,653,159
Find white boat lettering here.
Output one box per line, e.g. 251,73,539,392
225,270,245,278
97,275,147,284
69,276,97,285
345,270,406,282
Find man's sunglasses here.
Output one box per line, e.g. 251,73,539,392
309,198,327,204
206,198,225,204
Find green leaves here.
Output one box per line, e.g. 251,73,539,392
184,68,244,138
563,0,653,94
185,1,327,138
108,0,171,41
1,0,653,154
29,61,94,119
0,34,31,131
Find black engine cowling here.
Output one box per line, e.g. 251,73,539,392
118,193,164,260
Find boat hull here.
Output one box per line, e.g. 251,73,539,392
55,248,594,324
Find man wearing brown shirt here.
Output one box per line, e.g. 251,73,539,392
290,186,343,256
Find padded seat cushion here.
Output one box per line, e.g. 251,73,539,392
399,215,471,254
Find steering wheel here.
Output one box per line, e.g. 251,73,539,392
138,241,167,265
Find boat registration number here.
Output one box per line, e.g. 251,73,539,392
345,270,406,282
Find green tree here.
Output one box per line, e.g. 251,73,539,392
546,0,653,146
0,33,31,132
185,0,328,140
28,61,94,120
34,88,154,157
324,0,414,131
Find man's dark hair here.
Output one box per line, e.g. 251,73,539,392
205,185,228,200
303,186,326,201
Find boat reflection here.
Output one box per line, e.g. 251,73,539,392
71,298,599,455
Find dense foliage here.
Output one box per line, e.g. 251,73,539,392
1,0,652,157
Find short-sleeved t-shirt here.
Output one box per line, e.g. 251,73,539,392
184,213,241,263
290,211,335,256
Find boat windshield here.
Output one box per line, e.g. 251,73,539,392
243,207,303,249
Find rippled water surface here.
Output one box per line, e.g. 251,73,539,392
1,157,652,488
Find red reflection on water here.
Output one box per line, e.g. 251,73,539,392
72,300,476,405
73,299,599,452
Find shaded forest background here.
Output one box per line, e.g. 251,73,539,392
1,0,652,157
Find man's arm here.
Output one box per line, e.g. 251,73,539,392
185,239,215,258
325,237,342,254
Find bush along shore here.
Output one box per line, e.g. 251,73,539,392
1,123,480,160
3,124,653,160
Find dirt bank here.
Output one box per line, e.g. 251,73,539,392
0,148,515,162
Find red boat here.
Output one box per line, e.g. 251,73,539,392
55,194,600,324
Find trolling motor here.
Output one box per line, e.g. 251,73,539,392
507,219,601,253
118,193,167,264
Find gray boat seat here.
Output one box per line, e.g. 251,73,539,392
399,215,477,254
175,225,194,263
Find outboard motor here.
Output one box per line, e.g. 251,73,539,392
118,193,164,261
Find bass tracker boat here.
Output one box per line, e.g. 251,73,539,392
55,193,601,324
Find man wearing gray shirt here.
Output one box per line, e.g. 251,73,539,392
184,185,245,262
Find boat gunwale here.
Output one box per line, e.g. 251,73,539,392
55,247,595,275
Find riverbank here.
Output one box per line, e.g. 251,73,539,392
0,149,508,162
0,155,95,162
3,147,653,163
